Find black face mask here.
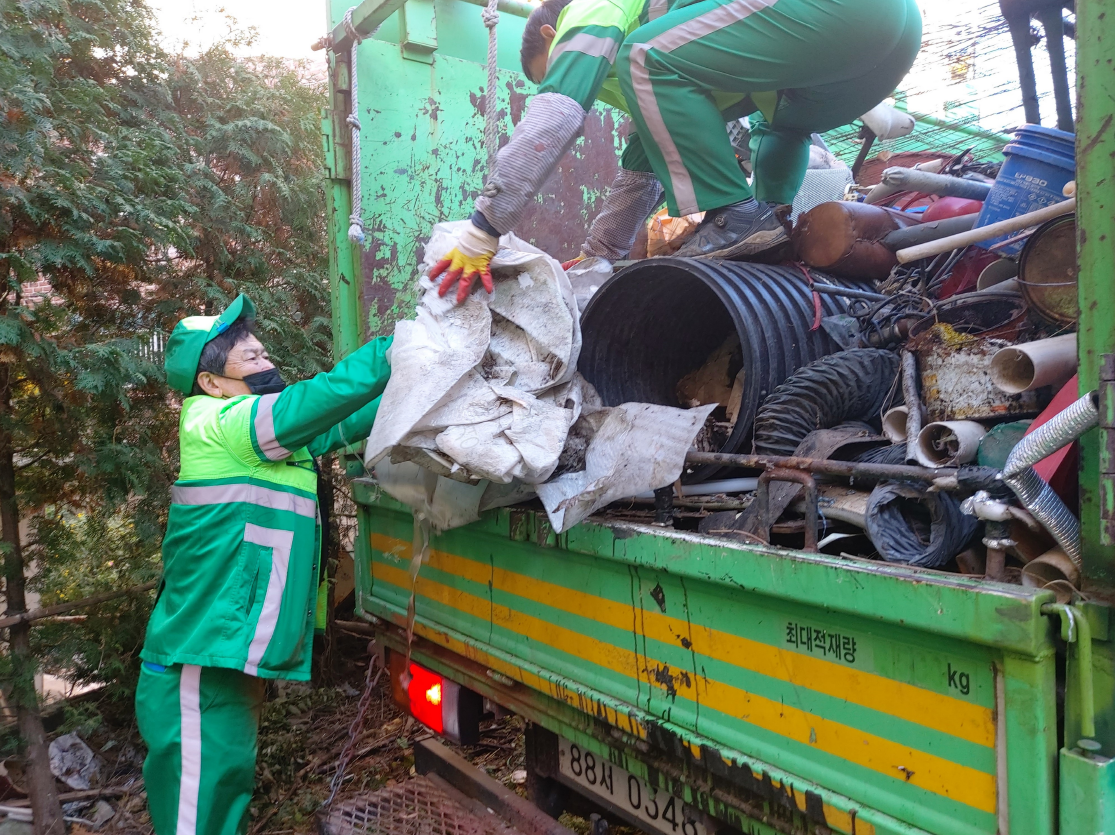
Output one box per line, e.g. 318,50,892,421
241,367,287,394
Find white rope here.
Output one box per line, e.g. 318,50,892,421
343,8,366,244
482,0,500,174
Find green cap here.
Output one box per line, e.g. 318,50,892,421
164,294,257,395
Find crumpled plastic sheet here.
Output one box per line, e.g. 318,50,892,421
365,222,582,486
537,401,715,532
365,222,712,533
49,732,100,791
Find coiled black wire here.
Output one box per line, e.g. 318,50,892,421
864,481,978,568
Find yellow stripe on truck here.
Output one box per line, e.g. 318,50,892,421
372,555,997,813
372,535,995,749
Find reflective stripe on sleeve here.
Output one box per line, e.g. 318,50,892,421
171,483,317,519
253,393,291,461
548,32,622,69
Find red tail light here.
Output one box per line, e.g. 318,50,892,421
387,649,483,744
407,662,445,734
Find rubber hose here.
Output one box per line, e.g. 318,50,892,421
865,481,978,568
854,443,908,466
1002,391,1098,569
753,349,901,457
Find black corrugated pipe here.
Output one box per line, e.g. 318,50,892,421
579,259,871,482
752,349,901,457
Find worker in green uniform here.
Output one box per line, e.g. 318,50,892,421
429,0,921,299
136,294,392,835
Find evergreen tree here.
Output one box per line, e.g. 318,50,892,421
1,0,329,826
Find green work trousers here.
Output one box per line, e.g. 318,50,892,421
616,0,922,215
136,663,266,835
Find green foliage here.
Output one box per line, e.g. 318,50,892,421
0,0,330,703
29,510,161,702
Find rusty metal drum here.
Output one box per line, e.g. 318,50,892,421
1018,213,1078,325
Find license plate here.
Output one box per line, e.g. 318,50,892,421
557,736,709,835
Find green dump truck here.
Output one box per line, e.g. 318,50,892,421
320,1,1115,832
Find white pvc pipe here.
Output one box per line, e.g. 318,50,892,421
634,477,760,500
990,333,1078,394
1021,547,1080,590
975,277,1021,295
916,421,987,467
882,406,909,444
976,258,1019,290
896,198,1075,264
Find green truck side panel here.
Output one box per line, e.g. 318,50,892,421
1060,747,1115,835
1076,0,1115,588
356,496,1069,835
329,0,626,338
324,0,1115,831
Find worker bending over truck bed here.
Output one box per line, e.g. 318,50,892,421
137,294,392,835
430,0,921,301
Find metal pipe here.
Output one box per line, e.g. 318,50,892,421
896,199,1076,263
902,350,922,465
1042,603,1095,739
684,450,961,485
882,214,978,251
756,468,820,551
460,0,535,17
1002,392,1100,568
880,168,992,201
985,546,1007,582
809,283,891,303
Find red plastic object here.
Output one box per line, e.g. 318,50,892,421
407,662,445,734
1024,375,1080,508
922,196,984,223
938,248,1002,299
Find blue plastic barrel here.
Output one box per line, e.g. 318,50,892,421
973,124,1075,255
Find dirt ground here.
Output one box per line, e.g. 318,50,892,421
8,632,635,835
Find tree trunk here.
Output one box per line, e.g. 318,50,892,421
0,363,64,835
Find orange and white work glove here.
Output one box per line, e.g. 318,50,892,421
561,253,587,271
427,221,498,304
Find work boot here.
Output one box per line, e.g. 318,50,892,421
675,198,790,260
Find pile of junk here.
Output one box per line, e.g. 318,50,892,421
366,121,1087,600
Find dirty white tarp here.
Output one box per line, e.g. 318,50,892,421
364,222,712,533
536,401,714,531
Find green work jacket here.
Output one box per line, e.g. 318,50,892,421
141,337,392,681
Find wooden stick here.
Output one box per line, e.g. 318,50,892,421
0,582,157,630
1,784,139,807
896,198,1075,263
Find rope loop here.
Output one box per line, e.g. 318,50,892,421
344,6,369,245
342,7,364,43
